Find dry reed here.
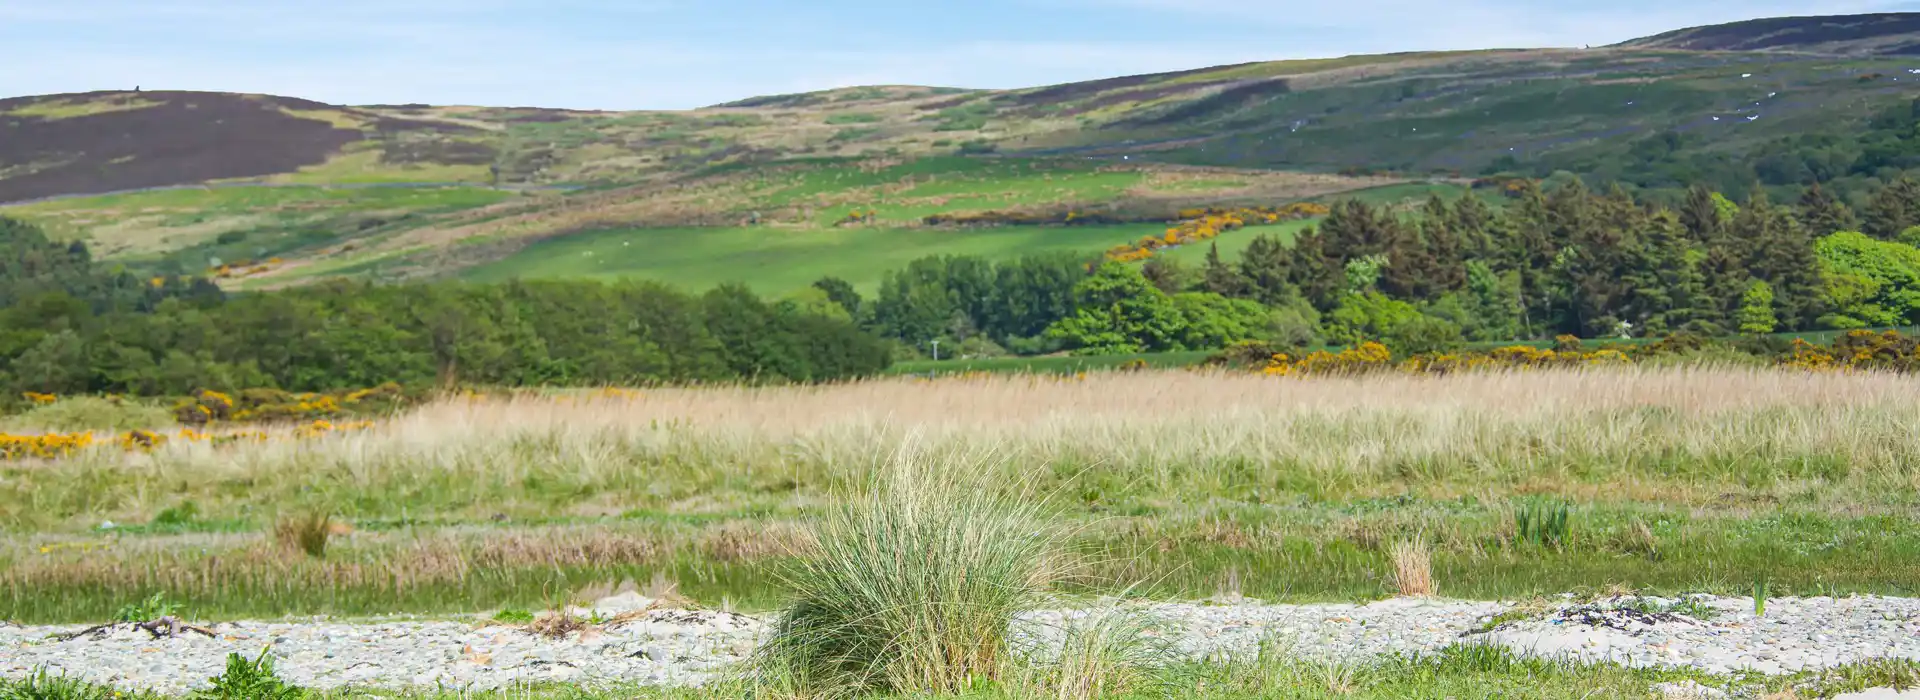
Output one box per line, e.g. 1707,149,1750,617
11,369,1920,533
1388,539,1435,598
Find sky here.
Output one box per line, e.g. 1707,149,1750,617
4,0,1919,110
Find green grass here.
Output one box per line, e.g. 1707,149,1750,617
11,495,1920,623
824,113,882,125
749,462,1060,697
461,223,1168,294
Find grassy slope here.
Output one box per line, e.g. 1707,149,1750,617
7,186,511,250
457,170,1440,294
461,223,1167,293
11,36,1920,286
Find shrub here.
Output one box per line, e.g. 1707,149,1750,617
152,501,201,527
116,592,184,623
748,456,1062,697
1384,316,1464,356
5,396,173,433
1205,340,1280,370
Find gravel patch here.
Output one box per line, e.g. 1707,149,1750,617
0,610,765,695
1482,595,1920,674
5,595,1920,694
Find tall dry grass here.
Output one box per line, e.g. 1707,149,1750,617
12,368,1920,531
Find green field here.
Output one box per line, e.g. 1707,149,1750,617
460,222,1163,293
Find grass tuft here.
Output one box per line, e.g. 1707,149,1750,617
274,512,333,559
0,667,149,700
1515,500,1572,550
1012,604,1176,700
1387,538,1435,598
747,452,1062,698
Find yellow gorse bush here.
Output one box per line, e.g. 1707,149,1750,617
1262,342,1634,377
3,424,357,462
1104,203,1329,263
0,432,95,460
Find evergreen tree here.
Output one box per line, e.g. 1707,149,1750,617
1500,180,1557,336
1628,210,1707,334
1798,182,1858,237
1696,246,1747,333
1865,176,1920,239
1141,257,1193,295
1237,233,1297,306
1557,184,1637,336
1321,199,1397,258
1739,189,1825,330
1287,226,1345,312
1422,195,1468,295
1679,185,1729,243
1200,241,1250,298
1379,216,1438,302
1449,191,1497,258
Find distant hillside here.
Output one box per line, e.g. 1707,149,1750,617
1621,12,1920,55
0,91,495,204
12,12,1920,292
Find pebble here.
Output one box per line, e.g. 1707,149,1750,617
5,596,1920,694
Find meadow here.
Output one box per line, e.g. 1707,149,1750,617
458,222,1174,293
8,367,1920,627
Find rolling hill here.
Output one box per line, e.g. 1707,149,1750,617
1621,12,1920,55
4,12,1920,294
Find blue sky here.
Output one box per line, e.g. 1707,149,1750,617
3,0,1917,109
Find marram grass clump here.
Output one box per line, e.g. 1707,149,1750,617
747,454,1064,698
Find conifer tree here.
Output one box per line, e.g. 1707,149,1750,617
1199,241,1250,298
1866,176,1920,240
1798,182,1858,237
1237,233,1297,306
1288,226,1345,312
1739,189,1824,330
1627,210,1706,334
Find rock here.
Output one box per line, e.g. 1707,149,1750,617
1654,680,1729,699
592,592,656,615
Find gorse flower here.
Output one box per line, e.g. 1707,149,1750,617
1104,203,1328,263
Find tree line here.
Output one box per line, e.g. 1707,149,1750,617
837,174,1920,358
0,217,891,399
17,163,1920,396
